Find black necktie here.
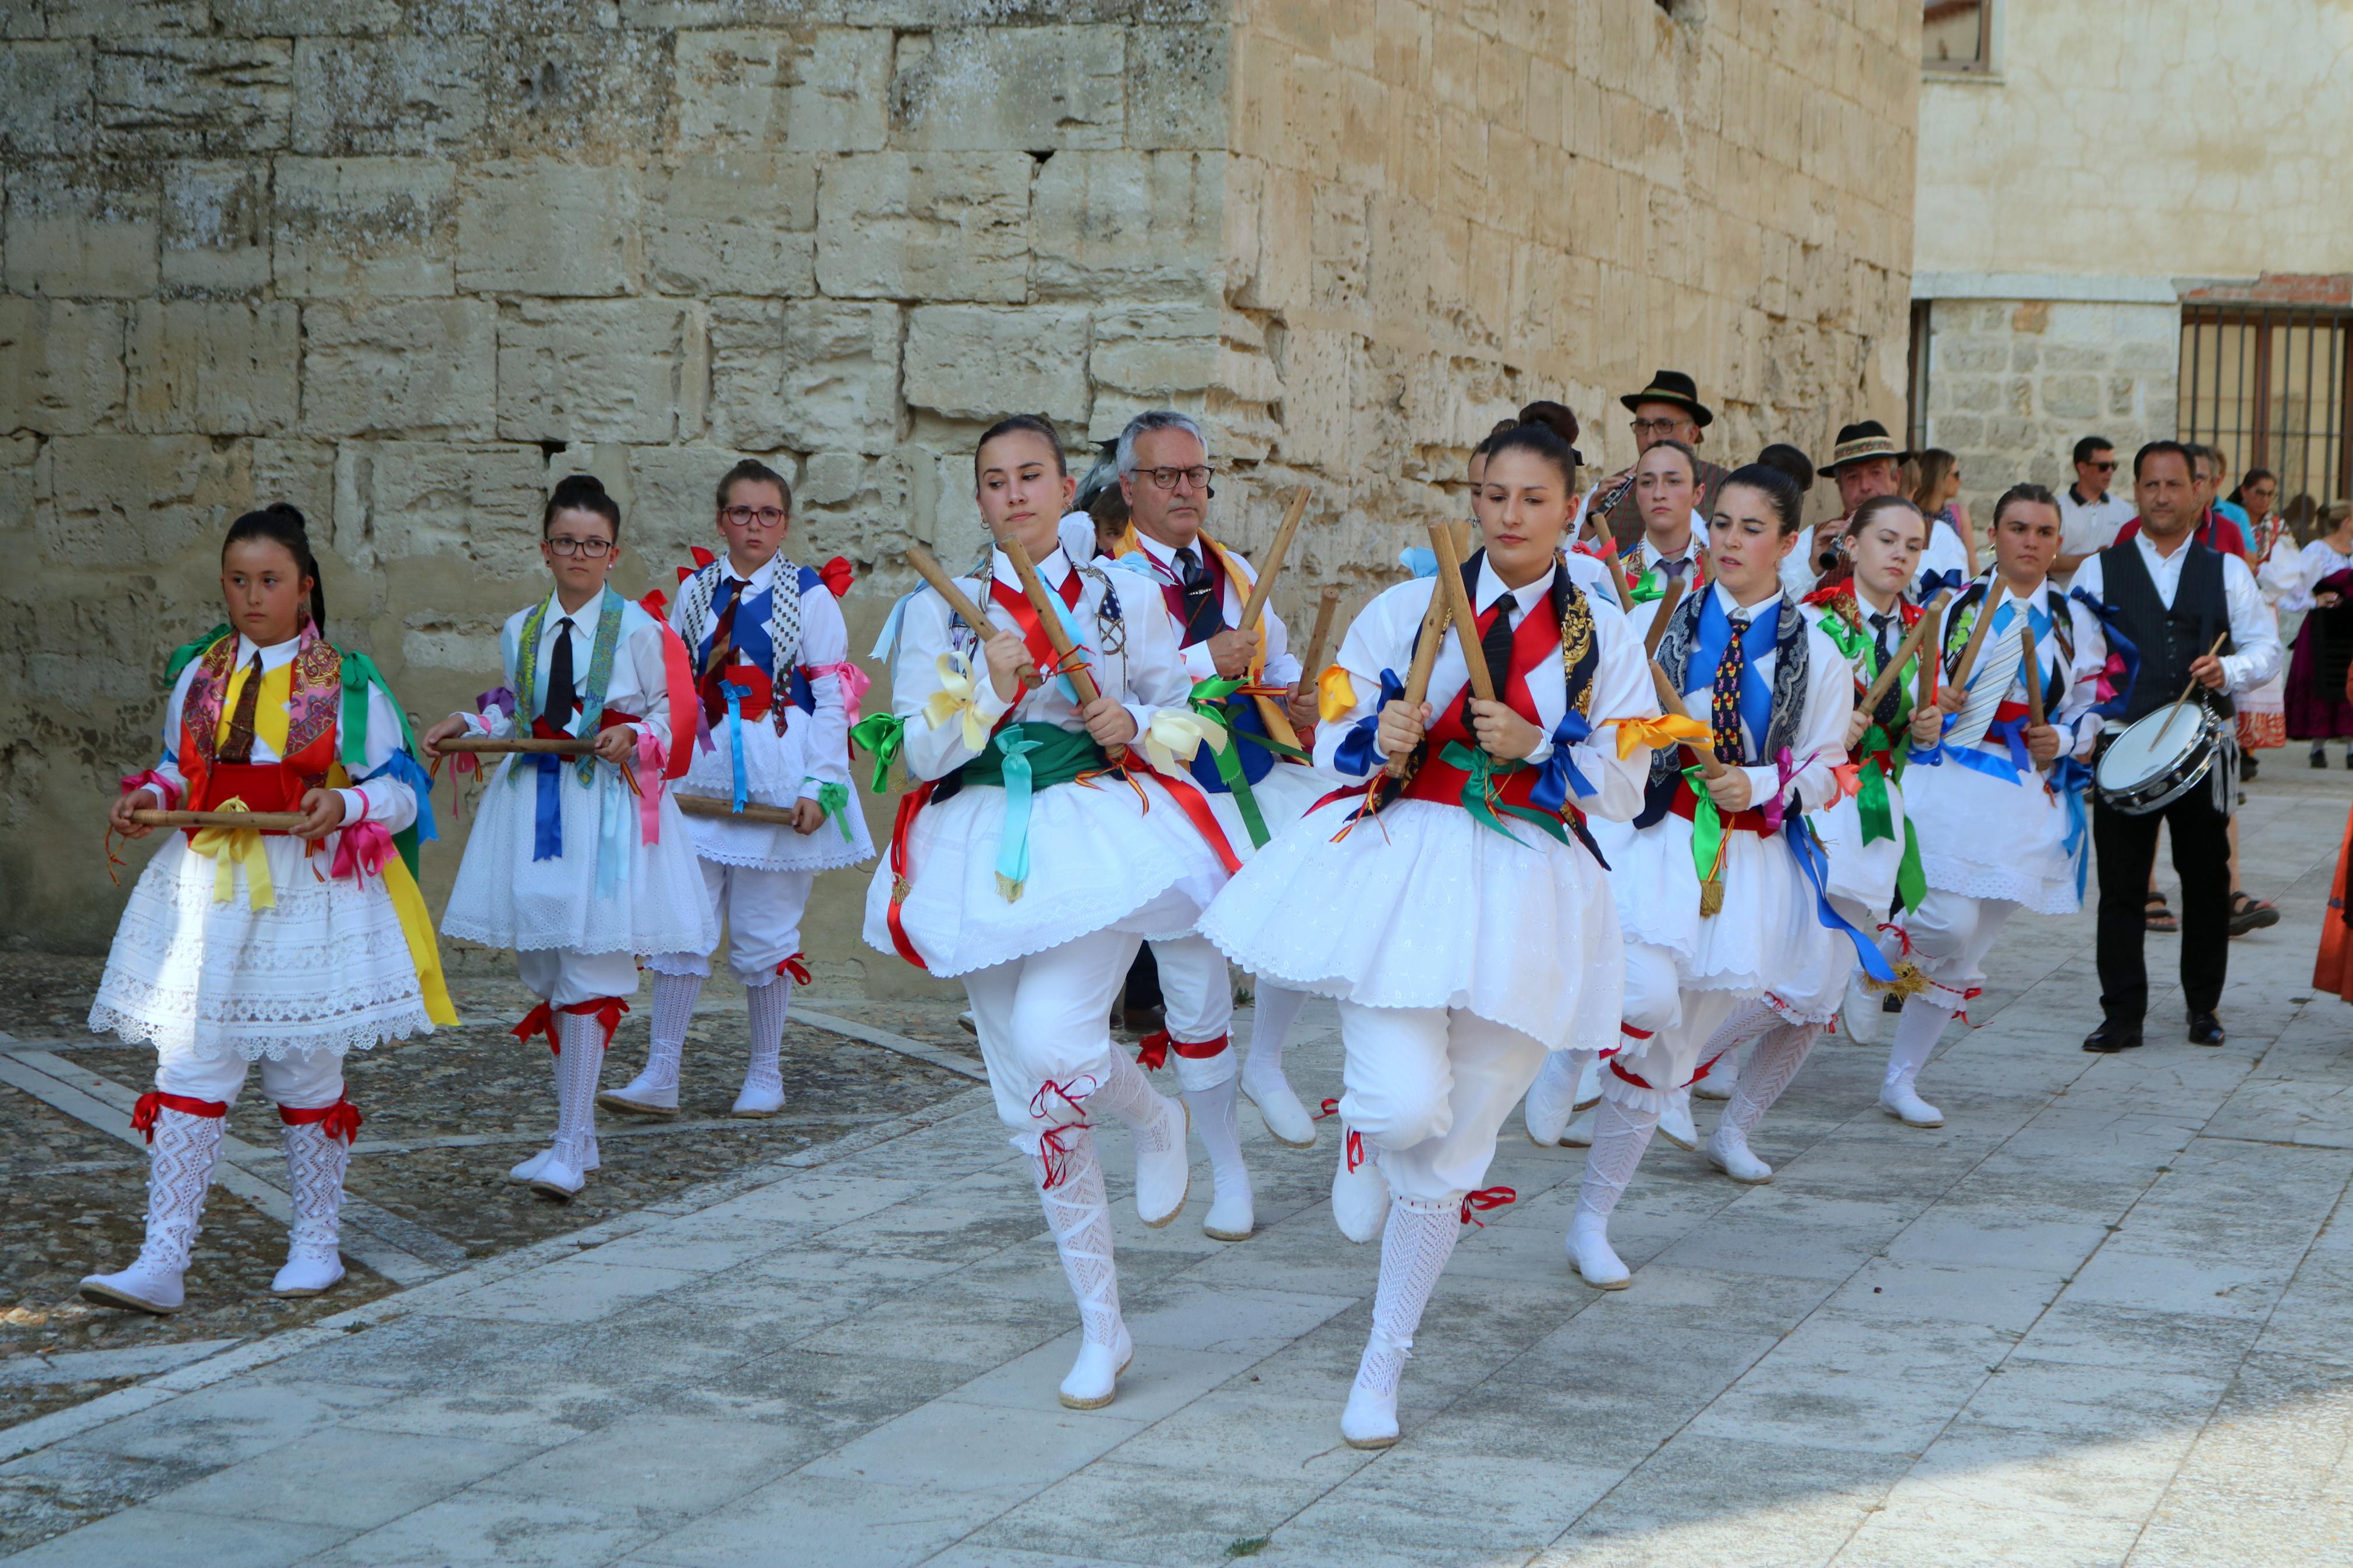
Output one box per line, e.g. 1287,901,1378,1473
543,617,576,730
1177,547,1223,646
218,653,264,763
1869,611,1903,731
1479,599,1517,699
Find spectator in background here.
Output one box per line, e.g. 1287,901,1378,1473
1590,371,1731,554
2234,468,2289,777
1787,419,1964,598
2056,435,2135,585
1908,447,1978,574
2209,446,2254,544
2114,442,2249,560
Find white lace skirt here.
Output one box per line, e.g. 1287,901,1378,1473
442,760,720,957
1198,797,1625,1054
861,771,1232,978
1201,760,1343,862
1591,813,1841,997
1905,753,2084,915
672,714,875,874
90,833,431,1061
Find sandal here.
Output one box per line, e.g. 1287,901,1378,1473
2228,891,2280,937
2145,893,2179,933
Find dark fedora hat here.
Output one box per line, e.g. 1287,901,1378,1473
1819,419,1911,478
1620,369,1713,429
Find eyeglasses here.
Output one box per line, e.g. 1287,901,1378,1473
723,505,787,528
1140,465,1214,492
545,536,613,558
1630,418,1689,438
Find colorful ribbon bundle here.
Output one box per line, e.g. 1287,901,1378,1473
188,797,275,911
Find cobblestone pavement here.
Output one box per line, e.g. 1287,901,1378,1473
3,771,2351,1566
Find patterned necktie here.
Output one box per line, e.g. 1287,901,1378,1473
218,652,265,764
1869,611,1903,731
704,578,748,680
542,617,577,731
1177,547,1223,646
1711,616,1748,766
1479,598,1517,700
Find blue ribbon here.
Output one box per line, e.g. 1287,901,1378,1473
531,752,563,862
721,679,754,812
1399,546,1439,579
2049,754,2094,899
1988,713,2032,776
993,728,1044,898
1047,593,1096,706
1335,669,1406,777
361,749,439,844
1528,711,1596,813
1782,816,1897,984
1916,567,1965,602
2068,588,2143,720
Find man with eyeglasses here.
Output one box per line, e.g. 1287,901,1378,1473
2056,436,2135,588
1593,371,1731,554
1097,409,1330,1239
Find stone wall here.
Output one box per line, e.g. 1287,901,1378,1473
1,1,1919,980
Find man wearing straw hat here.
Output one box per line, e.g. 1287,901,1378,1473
1784,419,1968,599
1594,371,1731,553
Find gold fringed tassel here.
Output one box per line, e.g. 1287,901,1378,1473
996,872,1025,902
1864,958,1932,1001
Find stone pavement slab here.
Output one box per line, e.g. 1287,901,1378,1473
6,771,2353,1566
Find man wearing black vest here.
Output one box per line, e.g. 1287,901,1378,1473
2071,441,2281,1051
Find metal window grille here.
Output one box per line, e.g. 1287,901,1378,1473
1905,300,1934,456
2177,305,2351,515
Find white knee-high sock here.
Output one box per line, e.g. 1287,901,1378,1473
1722,1023,1818,1141
744,975,790,1097
1088,1050,1170,1137
551,1013,605,1167
1035,1127,1123,1349
1183,1078,1249,1201
1354,1196,1460,1398
1885,997,1952,1093
643,971,702,1092
1575,1098,1659,1224
1697,997,1779,1073
1242,984,1309,1094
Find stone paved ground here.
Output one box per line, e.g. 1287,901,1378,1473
3,769,2351,1566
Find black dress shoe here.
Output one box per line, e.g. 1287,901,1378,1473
2188,1012,2226,1046
2083,1020,2144,1053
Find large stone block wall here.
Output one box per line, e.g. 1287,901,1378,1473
2,1,1919,982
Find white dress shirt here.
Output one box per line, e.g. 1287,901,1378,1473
1126,529,1303,687
2070,532,2284,698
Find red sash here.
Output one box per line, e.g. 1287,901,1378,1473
189,728,337,835
1668,779,1775,835
1394,590,1574,831
989,572,1084,684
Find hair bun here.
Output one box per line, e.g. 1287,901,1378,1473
262,501,308,531
1517,400,1581,447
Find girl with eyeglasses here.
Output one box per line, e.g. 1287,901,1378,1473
422,475,715,1201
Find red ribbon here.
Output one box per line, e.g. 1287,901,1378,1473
1027,1076,1099,1191
639,589,670,621
1609,1056,1660,1091
330,820,392,884
776,952,813,985
513,997,630,1055
676,546,717,585
883,781,938,970
279,1094,363,1143
1134,1030,1229,1071
130,1091,227,1142
1459,1186,1516,1226
818,556,854,598
1316,1097,1340,1120
1347,1128,1365,1172
1129,759,1244,876
1877,920,1912,957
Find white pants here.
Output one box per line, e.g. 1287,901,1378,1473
1336,1001,1548,1203
1900,888,2017,1009
963,927,1140,1151
1145,932,1237,1092
1605,949,1746,1115
645,859,817,985
517,947,640,1008
155,1047,343,1110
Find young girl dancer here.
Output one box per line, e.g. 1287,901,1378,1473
863,415,1235,1411
1202,419,1657,1447
424,475,714,1200
605,460,874,1119
85,504,454,1312
1568,464,1855,1288
1879,486,2098,1123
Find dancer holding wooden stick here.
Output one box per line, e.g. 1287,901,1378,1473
1566,464,1861,1289
604,461,874,1122
1094,411,1335,1201
1201,415,1659,1446
423,476,712,1200
860,414,1243,1413
87,504,455,1314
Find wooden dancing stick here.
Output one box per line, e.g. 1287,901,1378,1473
437,735,594,756
1641,570,1687,659
906,543,1039,689
1946,582,2004,695
1646,662,1729,779
674,795,801,827
1426,522,1495,703
1294,585,1343,698
2019,621,2045,721
1857,591,1954,715
2160,631,2231,734
1236,486,1313,635
1594,531,1641,610
130,808,305,831
998,534,1126,764
1913,593,1946,712
1386,578,1456,779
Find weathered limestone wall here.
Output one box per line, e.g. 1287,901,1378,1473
2,1,1919,983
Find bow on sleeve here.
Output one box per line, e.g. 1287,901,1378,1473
1141,709,1225,774
849,712,906,793
675,547,716,585
1915,567,1967,603
2068,587,2142,719
818,557,855,598
1527,712,1596,813
921,651,992,752
1333,669,1406,777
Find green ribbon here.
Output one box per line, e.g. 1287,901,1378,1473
1854,727,1896,845
1683,762,1727,887
1896,817,1926,913
1627,567,1669,605
817,780,853,841
1440,740,1570,849
336,647,426,878
849,713,906,794
1187,677,1269,848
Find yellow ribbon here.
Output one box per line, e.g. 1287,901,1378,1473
1607,712,1713,760
921,651,992,753
1318,664,1357,724
1140,708,1226,775
187,797,275,911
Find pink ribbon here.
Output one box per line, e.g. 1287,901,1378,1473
119,769,180,809
804,659,872,725
330,820,392,883
1759,746,1821,835
636,725,666,845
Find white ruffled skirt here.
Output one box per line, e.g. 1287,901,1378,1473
1591,813,1841,998
442,759,719,957
862,771,1233,978
1808,774,1909,912
1905,751,2085,915
1198,797,1624,1053
90,833,430,1061
672,720,875,874
1201,759,1343,861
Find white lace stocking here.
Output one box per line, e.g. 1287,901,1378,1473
642,971,702,1093
1034,1128,1122,1349
1355,1197,1460,1397
551,1011,607,1167
1698,997,1778,1073
282,1119,349,1260
1088,1051,1176,1154
1723,1023,1819,1140
140,1109,223,1272
1243,984,1309,1087
744,975,790,1097
1575,1098,1659,1224
1886,996,1951,1091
